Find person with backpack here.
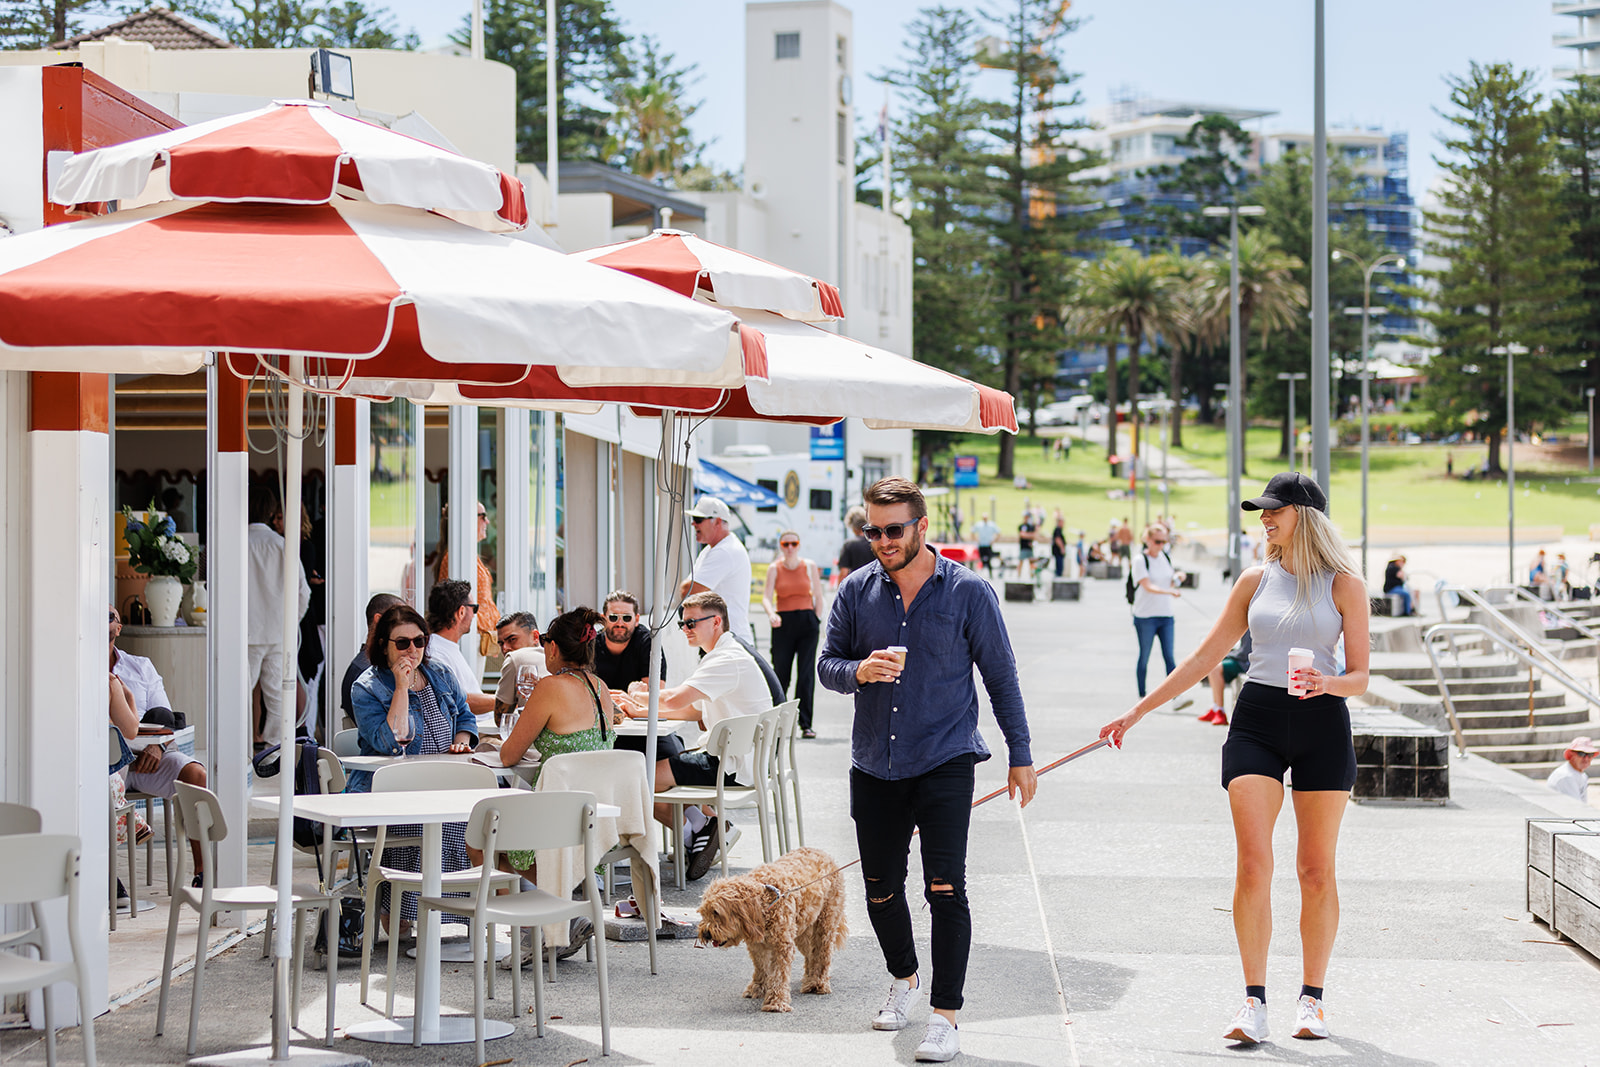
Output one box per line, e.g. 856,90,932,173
1129,523,1189,708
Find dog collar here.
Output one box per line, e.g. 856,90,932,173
762,883,783,901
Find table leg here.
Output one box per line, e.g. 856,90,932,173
415,821,443,1037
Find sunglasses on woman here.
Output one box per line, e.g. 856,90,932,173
780,540,800,548
390,635,425,651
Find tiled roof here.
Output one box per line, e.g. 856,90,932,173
57,5,235,50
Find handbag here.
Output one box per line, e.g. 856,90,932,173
480,629,496,658
313,896,365,958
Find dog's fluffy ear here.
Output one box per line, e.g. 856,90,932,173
731,882,768,945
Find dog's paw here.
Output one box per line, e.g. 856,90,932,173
742,981,760,999
761,998,794,1013
801,979,831,995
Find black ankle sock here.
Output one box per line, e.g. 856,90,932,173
1300,984,1323,1001
1246,985,1266,1003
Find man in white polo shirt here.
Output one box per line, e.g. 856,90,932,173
425,579,495,715
680,496,754,642
618,591,770,880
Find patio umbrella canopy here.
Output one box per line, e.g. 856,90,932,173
0,198,743,382
572,229,844,321
51,99,529,233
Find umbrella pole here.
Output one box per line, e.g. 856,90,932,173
272,358,304,1060
644,410,677,785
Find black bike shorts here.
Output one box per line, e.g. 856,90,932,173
1220,682,1356,792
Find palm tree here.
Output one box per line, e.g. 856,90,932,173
1070,249,1186,466
1203,230,1307,474
1162,251,1222,450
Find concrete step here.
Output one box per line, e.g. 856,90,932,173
1373,659,1520,683
1453,706,1593,731
1408,677,1544,697
1461,723,1598,748
1471,740,1589,765
1443,691,1571,714
1511,760,1566,780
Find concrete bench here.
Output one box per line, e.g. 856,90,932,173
1050,579,1081,601
1004,581,1035,603
1349,707,1449,802
1526,818,1600,957
1369,593,1404,617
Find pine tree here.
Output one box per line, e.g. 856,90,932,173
462,0,630,164
1546,78,1600,412
1,0,110,47
972,0,1100,479
308,2,417,49
1416,63,1579,474
1143,113,1252,250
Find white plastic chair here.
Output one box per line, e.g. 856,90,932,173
331,729,362,757
358,761,517,1016
0,834,97,1067
414,791,609,1065
770,699,804,852
156,782,336,1053
654,713,773,889
106,726,143,931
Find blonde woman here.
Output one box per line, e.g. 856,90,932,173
1100,472,1369,1047
761,531,827,737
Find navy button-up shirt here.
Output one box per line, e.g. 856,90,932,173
819,547,1031,780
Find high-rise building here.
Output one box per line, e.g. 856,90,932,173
1553,1,1600,80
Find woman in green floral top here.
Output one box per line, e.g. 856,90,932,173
497,606,616,875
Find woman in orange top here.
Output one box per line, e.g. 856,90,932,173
761,530,828,737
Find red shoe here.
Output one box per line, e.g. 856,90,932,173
1197,707,1221,723
1211,709,1229,726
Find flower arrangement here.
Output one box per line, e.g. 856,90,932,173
122,502,197,583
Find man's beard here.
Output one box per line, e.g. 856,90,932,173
875,526,925,573
607,625,631,643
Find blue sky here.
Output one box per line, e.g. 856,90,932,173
355,1,1561,196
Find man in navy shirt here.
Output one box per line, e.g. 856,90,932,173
819,478,1036,1063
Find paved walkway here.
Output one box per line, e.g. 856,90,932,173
6,562,1600,1066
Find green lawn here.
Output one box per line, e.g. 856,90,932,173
932,421,1599,540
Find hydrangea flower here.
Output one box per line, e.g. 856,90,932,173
160,539,189,564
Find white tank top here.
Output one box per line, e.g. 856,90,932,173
1244,560,1343,689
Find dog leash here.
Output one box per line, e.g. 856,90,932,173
760,737,1112,905
1012,792,1080,1061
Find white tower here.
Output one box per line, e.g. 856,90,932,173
745,1,855,300
1554,2,1600,80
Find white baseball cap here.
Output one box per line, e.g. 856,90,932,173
687,496,732,523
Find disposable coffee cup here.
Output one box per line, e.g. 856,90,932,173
886,645,908,668
1286,647,1314,696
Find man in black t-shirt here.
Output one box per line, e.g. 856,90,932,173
593,590,666,691
340,592,404,728
836,507,875,580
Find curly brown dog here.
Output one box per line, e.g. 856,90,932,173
696,846,848,1012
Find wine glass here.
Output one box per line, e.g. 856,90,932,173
392,714,413,755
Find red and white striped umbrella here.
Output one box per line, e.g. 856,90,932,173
356,310,1016,434
0,198,741,382
50,99,528,233
571,229,844,321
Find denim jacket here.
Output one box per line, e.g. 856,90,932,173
346,659,477,793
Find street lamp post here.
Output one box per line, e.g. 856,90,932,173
1278,372,1308,468
1204,203,1266,584
1333,248,1406,584
1493,344,1529,584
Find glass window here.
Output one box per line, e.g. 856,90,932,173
528,410,549,613
554,415,566,612
837,111,848,165
367,398,417,600
775,31,799,59
836,33,847,67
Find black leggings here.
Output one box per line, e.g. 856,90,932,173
770,610,820,729
850,754,975,1011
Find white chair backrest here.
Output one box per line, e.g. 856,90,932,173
315,749,345,794
332,729,362,757
109,723,126,765
774,699,801,742
0,833,80,907
173,780,227,846
0,801,42,836
538,749,646,807
465,791,594,856
372,760,497,793
705,713,764,765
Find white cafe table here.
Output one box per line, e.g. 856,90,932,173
254,789,619,1046
611,718,696,740
337,750,540,787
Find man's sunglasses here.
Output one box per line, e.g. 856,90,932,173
678,615,716,631
390,636,426,651
691,516,710,525
862,522,916,542
606,613,636,623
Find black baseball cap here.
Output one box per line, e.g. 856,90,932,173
1242,471,1328,514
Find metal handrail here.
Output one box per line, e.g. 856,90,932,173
1495,584,1600,643
1431,583,1599,689
1423,623,1600,757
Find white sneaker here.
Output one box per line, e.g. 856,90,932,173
1172,695,1195,712
1224,996,1269,1044
1293,994,1330,1039
724,819,742,852
872,978,921,1031
914,1015,960,1062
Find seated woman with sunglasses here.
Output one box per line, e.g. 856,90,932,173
348,604,478,935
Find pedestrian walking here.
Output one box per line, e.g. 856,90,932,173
1100,471,1370,1047
1050,511,1068,578
1129,523,1188,708
820,477,1036,1064
762,530,827,738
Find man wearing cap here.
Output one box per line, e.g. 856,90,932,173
681,496,755,642
1548,737,1597,804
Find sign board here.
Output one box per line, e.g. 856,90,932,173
953,454,980,488
809,424,845,461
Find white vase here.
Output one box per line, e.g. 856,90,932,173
144,575,183,628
